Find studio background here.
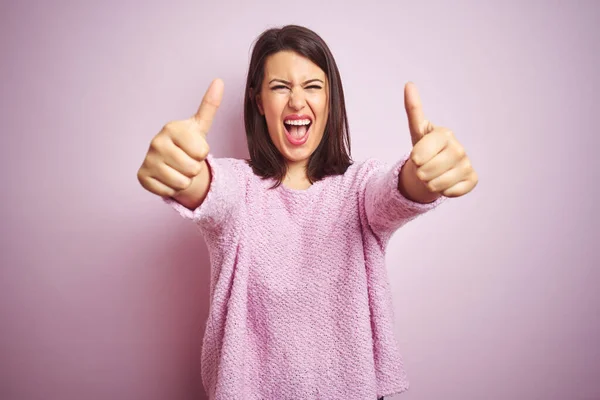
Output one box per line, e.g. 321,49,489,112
1,1,598,399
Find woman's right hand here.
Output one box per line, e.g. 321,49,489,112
137,79,224,209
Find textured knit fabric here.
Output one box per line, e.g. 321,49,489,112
165,153,444,400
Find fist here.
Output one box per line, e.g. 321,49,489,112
404,82,478,198
137,78,224,198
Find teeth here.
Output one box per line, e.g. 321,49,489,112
284,119,311,126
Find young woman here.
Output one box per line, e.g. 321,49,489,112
137,25,478,400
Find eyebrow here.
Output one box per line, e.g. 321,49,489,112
268,78,324,85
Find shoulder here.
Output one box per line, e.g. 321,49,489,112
342,158,387,183
207,155,253,178
320,158,387,194
206,155,270,194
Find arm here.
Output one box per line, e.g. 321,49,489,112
164,155,242,234
362,156,444,239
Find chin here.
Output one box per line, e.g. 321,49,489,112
282,141,317,160
281,149,311,163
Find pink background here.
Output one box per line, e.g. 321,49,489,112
1,1,598,399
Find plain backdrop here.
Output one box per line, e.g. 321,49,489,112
1,1,598,399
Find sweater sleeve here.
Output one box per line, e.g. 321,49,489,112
163,154,243,235
362,153,445,239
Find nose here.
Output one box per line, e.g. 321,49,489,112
288,88,306,111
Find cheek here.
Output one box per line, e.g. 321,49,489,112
261,97,282,132
263,94,285,114
310,97,329,127
266,111,281,130
311,94,328,116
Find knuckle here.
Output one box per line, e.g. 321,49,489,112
199,142,210,159
162,120,188,140
410,153,422,166
172,176,191,191
462,157,472,171
154,184,169,197
142,153,158,171
149,135,166,151
455,145,466,159
162,120,178,133
165,188,179,198
137,168,146,184
188,161,203,176
190,139,209,161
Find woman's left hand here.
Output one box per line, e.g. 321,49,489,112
401,82,478,199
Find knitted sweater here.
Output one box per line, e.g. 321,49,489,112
165,153,444,400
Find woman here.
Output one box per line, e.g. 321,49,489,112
137,24,478,400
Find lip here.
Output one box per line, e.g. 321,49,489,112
283,114,312,146
283,114,313,123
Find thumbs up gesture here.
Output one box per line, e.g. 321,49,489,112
137,78,224,200
399,82,478,203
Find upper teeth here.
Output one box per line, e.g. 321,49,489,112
285,119,311,126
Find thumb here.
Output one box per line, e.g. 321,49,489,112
404,82,433,146
193,78,225,136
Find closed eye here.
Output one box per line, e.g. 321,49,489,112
271,85,322,90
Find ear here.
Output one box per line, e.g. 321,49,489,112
256,93,264,115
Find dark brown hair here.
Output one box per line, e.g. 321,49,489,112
243,25,353,187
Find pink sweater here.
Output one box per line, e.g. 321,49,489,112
166,153,444,399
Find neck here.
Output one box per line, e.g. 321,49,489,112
285,160,309,182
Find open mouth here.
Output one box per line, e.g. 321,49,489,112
283,117,312,145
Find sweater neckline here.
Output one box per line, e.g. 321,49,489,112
275,176,327,196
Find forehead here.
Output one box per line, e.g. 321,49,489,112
264,50,326,81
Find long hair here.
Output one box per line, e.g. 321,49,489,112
243,25,353,187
